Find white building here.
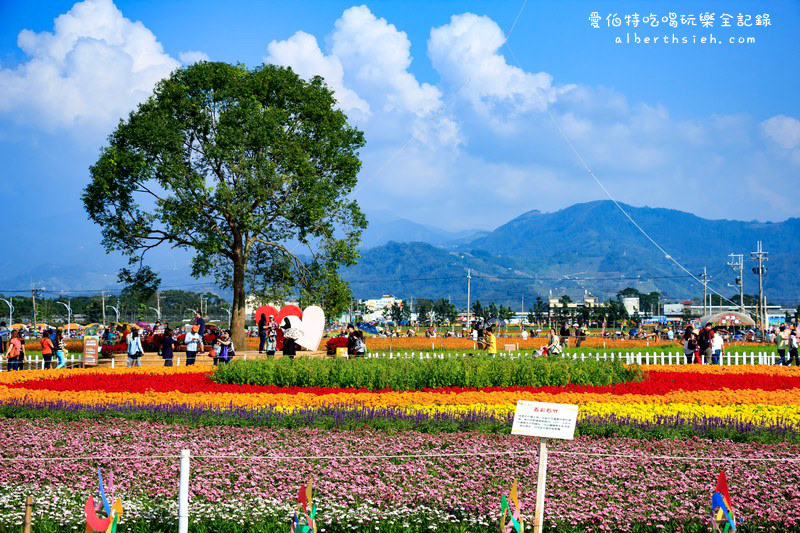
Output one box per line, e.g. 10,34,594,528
621,297,640,315
362,294,402,322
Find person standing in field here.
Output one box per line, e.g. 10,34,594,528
126,328,144,368
486,326,497,355
40,329,54,369
697,323,714,364
775,324,789,365
4,330,22,371
257,313,267,353
266,315,277,356
711,327,724,365
55,330,67,369
683,331,697,364
184,325,202,366
194,311,206,339
787,330,799,366
0,322,9,355
161,328,175,367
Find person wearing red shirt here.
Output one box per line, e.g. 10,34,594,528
40,330,54,369
4,330,23,371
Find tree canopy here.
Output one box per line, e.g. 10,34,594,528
84,62,367,347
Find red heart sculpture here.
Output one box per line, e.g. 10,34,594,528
254,305,303,350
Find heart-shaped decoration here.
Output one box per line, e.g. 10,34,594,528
274,307,325,351
254,305,304,350
296,306,325,351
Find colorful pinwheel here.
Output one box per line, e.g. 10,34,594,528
290,481,317,533
500,479,523,533
85,469,123,533
711,470,737,533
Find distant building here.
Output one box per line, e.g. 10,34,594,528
621,297,640,315
362,294,402,322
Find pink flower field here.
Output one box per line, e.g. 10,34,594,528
1,418,798,531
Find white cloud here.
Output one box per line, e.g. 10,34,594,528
428,13,560,119
179,50,209,64
331,5,442,117
265,31,369,115
761,115,800,150
0,0,179,131
266,5,458,147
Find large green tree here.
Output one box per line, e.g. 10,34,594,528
83,62,366,348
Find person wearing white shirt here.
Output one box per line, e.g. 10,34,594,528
711,328,724,365
184,325,203,366
126,329,144,368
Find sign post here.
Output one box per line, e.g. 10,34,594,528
511,401,578,533
83,335,100,366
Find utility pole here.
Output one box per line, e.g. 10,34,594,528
751,241,768,330
466,269,472,330
700,267,709,316
101,291,107,325
727,253,745,314
156,291,162,322
31,285,43,333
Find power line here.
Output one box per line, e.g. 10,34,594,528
501,33,742,310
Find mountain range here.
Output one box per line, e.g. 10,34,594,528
0,201,797,307
342,201,800,307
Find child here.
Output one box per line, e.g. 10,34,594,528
209,340,220,366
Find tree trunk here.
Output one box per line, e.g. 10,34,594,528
230,246,247,353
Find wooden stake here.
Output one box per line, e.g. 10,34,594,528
534,439,548,533
23,495,32,533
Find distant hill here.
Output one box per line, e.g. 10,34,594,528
343,201,800,306
1,201,795,308
359,210,486,248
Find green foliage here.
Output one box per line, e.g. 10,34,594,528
383,300,410,324
82,61,366,345
211,356,642,390
415,298,456,326
118,265,161,304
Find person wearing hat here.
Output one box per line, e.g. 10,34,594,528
184,325,203,366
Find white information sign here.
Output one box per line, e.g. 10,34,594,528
511,401,578,440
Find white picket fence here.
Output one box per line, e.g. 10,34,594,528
366,350,781,366
0,350,782,370
0,353,83,371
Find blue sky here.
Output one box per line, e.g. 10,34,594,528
0,0,798,285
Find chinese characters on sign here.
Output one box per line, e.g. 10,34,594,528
589,12,771,28
83,335,100,366
588,11,770,45
511,401,578,440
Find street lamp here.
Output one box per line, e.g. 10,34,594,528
221,307,231,328
0,297,12,325
106,305,120,323
57,300,72,335
149,306,162,321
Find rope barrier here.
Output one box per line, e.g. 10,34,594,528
3,449,799,463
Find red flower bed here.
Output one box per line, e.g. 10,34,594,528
9,370,800,396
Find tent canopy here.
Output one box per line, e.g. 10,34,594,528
697,311,755,328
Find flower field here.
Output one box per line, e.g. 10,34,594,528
1,364,799,531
